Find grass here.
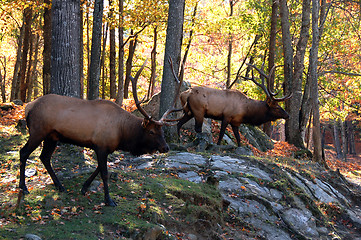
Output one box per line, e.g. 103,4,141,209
0,126,225,240
2,106,360,239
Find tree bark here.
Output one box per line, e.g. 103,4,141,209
264,0,279,137
86,0,90,98
79,1,84,99
0,58,5,103
51,0,81,97
159,0,185,141
292,0,311,147
180,2,198,84
109,0,116,99
124,34,137,99
116,0,124,105
101,23,108,99
43,0,51,95
25,33,38,102
346,121,356,155
10,24,24,101
280,0,302,148
148,26,158,100
333,120,343,159
19,7,33,102
88,0,104,100
226,0,234,89
340,119,347,160
309,0,324,164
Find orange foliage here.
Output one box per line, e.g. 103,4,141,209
121,99,137,112
0,104,25,126
265,141,299,158
0,100,139,130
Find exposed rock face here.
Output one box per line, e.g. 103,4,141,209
108,152,361,240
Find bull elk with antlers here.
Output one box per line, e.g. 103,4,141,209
177,64,292,147
19,59,182,206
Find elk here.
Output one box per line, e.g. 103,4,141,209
19,59,181,206
177,64,292,147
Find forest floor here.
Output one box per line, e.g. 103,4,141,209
4,102,359,186
1,104,361,239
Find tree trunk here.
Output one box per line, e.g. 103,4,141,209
340,119,347,160
51,0,81,97
159,0,185,141
264,0,279,137
88,0,104,100
101,23,108,99
322,126,326,160
309,0,323,164
1,57,7,102
109,0,116,99
124,34,137,99
25,33,34,101
346,121,356,155
10,24,24,101
280,0,302,148
43,0,51,95
305,109,312,149
26,33,40,102
292,0,311,147
0,59,5,103
19,7,33,102
180,2,197,84
116,0,124,105
333,120,343,159
226,0,234,89
148,26,158,100
86,0,90,98
80,1,84,99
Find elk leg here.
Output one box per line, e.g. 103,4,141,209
194,115,204,133
232,125,241,147
177,113,193,136
19,137,43,194
96,150,117,207
217,119,229,145
39,138,65,192
81,167,100,195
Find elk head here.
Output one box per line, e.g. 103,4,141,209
129,58,183,153
243,63,292,120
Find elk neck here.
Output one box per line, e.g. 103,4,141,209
242,99,274,126
116,115,145,155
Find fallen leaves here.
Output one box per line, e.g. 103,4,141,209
266,141,299,158
0,104,25,127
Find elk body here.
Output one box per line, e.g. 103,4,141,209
177,65,292,147
19,60,180,206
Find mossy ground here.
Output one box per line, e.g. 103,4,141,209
0,126,239,240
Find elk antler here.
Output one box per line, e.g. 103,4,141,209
130,59,152,120
158,57,185,125
242,63,292,102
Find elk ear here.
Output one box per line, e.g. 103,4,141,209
142,118,151,128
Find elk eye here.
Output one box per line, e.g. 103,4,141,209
149,130,155,135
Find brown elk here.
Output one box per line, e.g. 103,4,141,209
177,64,292,147
19,60,181,206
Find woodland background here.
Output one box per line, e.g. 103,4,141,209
1,1,361,239
0,0,361,162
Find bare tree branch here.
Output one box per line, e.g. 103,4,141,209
120,24,149,49
319,70,361,77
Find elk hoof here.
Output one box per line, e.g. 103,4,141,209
58,185,66,192
80,187,88,196
20,186,29,194
105,198,117,207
